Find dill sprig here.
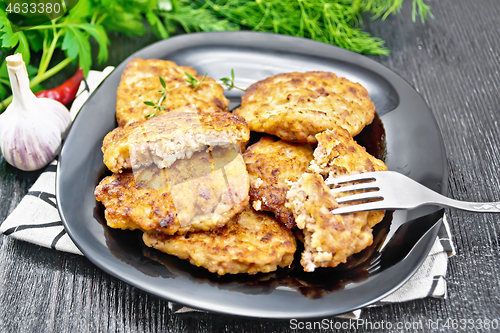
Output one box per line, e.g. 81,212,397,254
155,0,238,37
175,0,433,55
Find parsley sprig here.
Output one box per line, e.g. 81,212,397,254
143,69,245,118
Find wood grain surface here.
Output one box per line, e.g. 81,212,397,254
1,0,500,331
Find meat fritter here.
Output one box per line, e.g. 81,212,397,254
233,71,375,143
116,58,229,127
286,128,388,272
95,146,249,235
142,206,297,275
102,108,250,173
286,173,375,272
243,136,313,229
310,127,388,229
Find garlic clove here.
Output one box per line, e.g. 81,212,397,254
0,53,72,171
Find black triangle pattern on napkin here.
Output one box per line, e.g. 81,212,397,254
1,165,68,250
0,161,82,255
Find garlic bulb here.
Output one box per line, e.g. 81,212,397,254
0,53,72,171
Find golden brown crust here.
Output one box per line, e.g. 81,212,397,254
102,108,250,173
243,136,313,229
234,71,375,143
286,127,388,272
309,127,388,177
142,206,297,275
310,127,388,229
116,58,229,127
286,173,374,272
95,147,249,235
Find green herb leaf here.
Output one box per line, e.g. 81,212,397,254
1,30,18,49
100,11,148,37
65,0,93,21
199,73,207,84
14,32,30,65
62,26,92,74
74,24,110,64
184,71,198,88
159,1,238,34
23,30,43,53
143,101,156,106
146,12,169,39
159,76,167,89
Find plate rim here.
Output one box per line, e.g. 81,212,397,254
56,31,448,319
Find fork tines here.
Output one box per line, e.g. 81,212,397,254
326,173,381,203
325,172,385,213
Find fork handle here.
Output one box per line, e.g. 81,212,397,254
429,194,500,213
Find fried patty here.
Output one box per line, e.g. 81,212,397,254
310,127,387,228
286,128,388,272
142,206,297,275
95,146,249,235
234,71,375,143
102,108,250,173
243,136,313,229
116,58,229,127
286,173,375,272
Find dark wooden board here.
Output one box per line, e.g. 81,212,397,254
1,0,500,331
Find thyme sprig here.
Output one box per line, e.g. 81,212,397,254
220,69,245,91
184,72,207,89
143,69,244,118
144,76,168,118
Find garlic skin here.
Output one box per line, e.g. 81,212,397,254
0,53,72,171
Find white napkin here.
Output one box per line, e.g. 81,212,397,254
0,68,455,317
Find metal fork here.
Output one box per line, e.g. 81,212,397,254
327,171,500,214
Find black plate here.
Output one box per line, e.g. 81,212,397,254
57,31,448,318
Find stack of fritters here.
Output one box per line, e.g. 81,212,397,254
95,59,297,275
237,73,387,272
95,60,387,275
